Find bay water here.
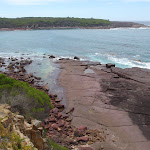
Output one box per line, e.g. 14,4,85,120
0,27,150,69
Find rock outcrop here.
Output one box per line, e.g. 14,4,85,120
0,104,48,150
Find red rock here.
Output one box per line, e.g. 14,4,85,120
43,85,49,91
54,94,57,97
106,63,115,68
48,94,53,98
77,137,89,142
24,74,30,79
29,73,33,77
49,131,54,135
43,123,52,129
62,114,68,119
64,122,70,127
47,133,51,137
65,125,71,129
58,120,65,127
44,118,49,123
41,122,45,127
78,126,87,132
51,108,59,114
66,131,72,136
55,99,61,103
75,126,87,136
55,104,64,109
37,86,43,89
27,78,34,83
35,76,41,80
22,68,26,72
49,127,53,131
51,123,58,130
44,125,50,129
49,117,56,122
48,122,52,126
66,118,72,122
57,112,62,119
74,130,83,137
19,72,24,76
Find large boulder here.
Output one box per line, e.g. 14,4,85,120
106,63,115,68
74,56,80,60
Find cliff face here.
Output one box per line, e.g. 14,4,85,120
0,104,48,150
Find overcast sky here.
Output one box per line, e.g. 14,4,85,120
0,0,150,21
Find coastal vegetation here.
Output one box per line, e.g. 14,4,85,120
0,73,53,120
0,17,111,28
49,140,69,150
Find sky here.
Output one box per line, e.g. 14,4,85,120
0,0,150,21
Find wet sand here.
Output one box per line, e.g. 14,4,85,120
58,59,150,150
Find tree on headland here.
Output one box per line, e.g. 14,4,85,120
0,17,111,28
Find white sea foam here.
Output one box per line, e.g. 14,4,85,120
139,27,150,30
0,52,47,61
54,56,87,61
109,27,150,30
91,52,150,69
107,55,150,69
109,28,120,30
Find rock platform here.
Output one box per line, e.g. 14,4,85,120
58,59,150,150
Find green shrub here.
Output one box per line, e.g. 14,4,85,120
0,74,53,119
49,140,69,150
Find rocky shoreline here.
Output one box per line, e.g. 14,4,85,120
0,56,106,150
0,21,149,31
0,56,150,150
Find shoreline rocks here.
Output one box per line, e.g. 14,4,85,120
0,57,106,149
0,21,148,31
1,56,150,150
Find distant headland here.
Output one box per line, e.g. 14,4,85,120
0,17,147,30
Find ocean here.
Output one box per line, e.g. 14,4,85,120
0,24,150,69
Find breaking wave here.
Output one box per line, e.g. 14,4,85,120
88,53,150,69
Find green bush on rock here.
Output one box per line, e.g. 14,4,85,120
0,73,53,120
49,140,69,150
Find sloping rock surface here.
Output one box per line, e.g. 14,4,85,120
58,59,150,150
